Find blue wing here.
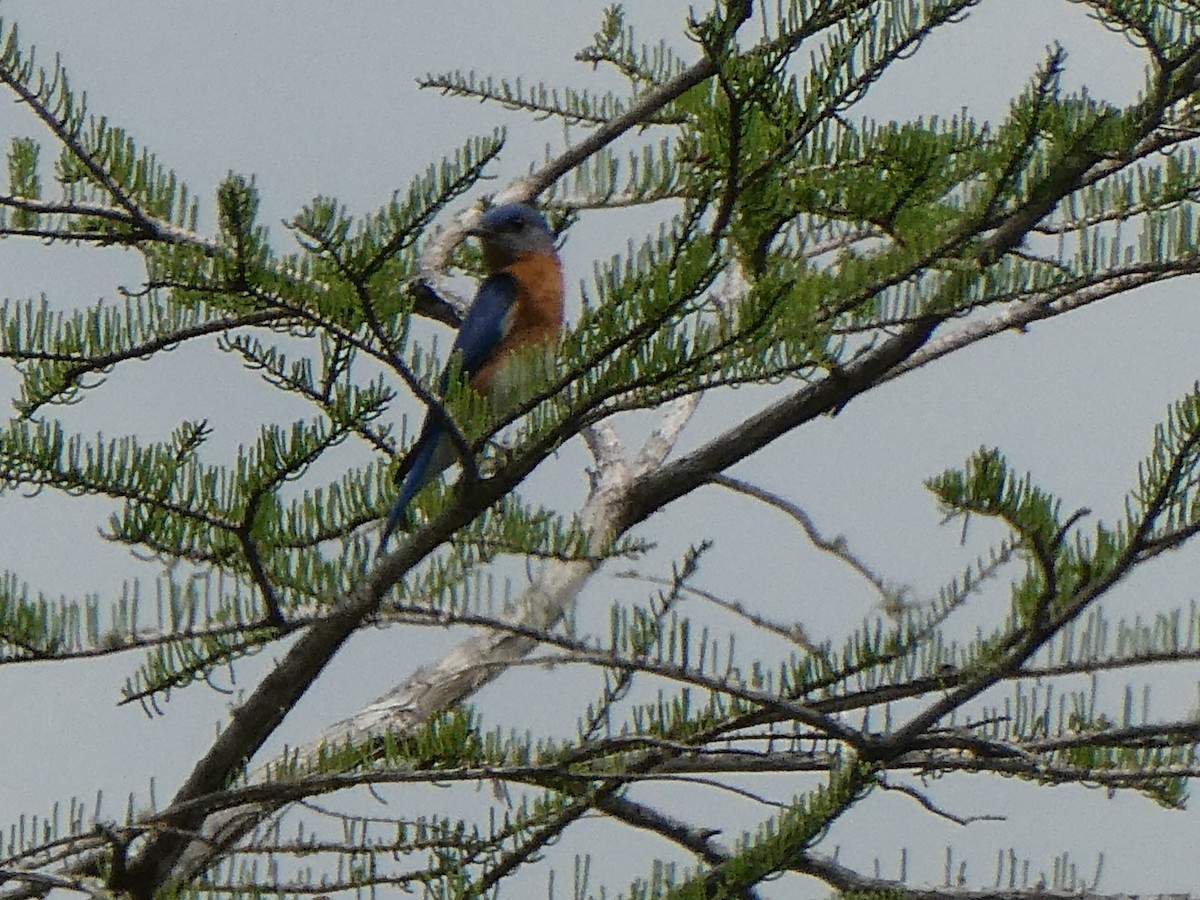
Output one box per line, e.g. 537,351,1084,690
447,271,518,380
379,273,518,547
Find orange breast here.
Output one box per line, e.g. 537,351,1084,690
471,251,564,399
505,252,564,337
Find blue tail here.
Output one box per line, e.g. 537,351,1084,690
380,429,447,549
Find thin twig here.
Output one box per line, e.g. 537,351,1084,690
709,473,907,614
879,779,1005,826
613,568,817,650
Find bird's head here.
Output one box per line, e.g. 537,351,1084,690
467,203,556,265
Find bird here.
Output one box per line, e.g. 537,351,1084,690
379,202,565,547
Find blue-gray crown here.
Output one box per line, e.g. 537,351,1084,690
468,203,556,257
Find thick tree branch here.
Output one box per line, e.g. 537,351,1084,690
795,852,1160,900
620,318,937,529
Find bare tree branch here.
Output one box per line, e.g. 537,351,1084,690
709,472,907,614
795,853,1185,900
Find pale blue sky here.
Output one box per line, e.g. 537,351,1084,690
1,3,1197,897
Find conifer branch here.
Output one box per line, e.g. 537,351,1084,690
0,193,217,249
0,78,158,243
795,851,1134,900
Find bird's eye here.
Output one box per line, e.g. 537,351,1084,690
501,217,525,233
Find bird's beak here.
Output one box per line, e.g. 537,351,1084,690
464,222,491,239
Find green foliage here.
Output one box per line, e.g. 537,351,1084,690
579,5,688,87
1,293,249,415
4,2,1200,898
1133,384,1200,538
6,135,38,228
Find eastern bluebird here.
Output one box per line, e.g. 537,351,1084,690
380,203,565,547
